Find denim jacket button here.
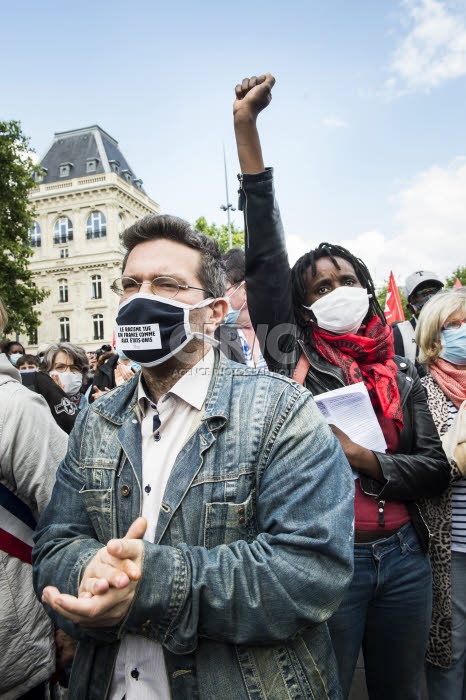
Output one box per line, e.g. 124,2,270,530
239,517,245,524
120,485,131,497
238,507,245,515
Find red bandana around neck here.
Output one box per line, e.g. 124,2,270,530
312,316,404,430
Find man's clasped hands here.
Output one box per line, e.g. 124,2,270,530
42,517,147,627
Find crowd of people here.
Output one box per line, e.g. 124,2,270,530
1,73,465,700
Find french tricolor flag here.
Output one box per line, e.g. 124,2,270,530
0,482,37,565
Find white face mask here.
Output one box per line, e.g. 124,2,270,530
304,286,371,335
52,371,83,396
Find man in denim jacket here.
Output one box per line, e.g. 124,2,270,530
33,214,354,699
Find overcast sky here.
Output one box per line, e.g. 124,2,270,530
2,0,466,287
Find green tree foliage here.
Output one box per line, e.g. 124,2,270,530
376,283,412,321
194,216,244,254
445,266,466,288
0,120,49,336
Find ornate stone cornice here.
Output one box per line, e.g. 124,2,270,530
30,172,160,215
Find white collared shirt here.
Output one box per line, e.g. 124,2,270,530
109,350,214,700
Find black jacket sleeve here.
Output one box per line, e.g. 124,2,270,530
359,361,450,501
240,169,299,374
34,372,79,434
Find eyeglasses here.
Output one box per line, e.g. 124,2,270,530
443,319,466,331
53,363,82,374
110,276,212,299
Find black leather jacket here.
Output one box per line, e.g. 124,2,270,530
240,168,450,550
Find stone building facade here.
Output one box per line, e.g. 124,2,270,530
22,125,160,351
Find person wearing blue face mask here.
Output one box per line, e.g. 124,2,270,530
4,341,25,367
216,248,267,368
121,356,141,373
440,320,466,366
416,288,466,700
117,349,140,372
115,350,140,387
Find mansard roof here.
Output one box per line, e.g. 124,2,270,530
39,125,146,193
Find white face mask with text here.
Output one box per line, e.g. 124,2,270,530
304,286,371,335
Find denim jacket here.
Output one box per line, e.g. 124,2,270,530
33,351,354,699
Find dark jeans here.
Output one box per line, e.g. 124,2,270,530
328,522,432,700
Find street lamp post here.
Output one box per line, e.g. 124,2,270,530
220,144,235,249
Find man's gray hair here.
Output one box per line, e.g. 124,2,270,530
121,215,226,298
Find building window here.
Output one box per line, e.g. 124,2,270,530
59,163,72,178
59,317,70,342
28,328,38,345
109,159,120,174
93,314,104,341
86,211,106,239
134,178,143,190
117,213,124,234
91,274,102,299
54,217,73,245
86,158,98,173
58,278,68,303
122,169,132,184
59,248,69,258
33,167,47,183
29,221,41,248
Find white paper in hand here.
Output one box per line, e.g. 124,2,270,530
314,382,387,454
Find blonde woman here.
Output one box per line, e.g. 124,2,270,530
416,288,466,699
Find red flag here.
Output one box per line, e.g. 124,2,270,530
384,271,405,323
454,278,463,288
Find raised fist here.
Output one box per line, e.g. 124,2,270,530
233,73,275,120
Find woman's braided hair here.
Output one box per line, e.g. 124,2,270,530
291,242,386,338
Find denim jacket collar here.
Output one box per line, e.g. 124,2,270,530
91,348,234,430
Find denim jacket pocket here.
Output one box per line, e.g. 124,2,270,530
203,490,256,548
79,487,114,544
